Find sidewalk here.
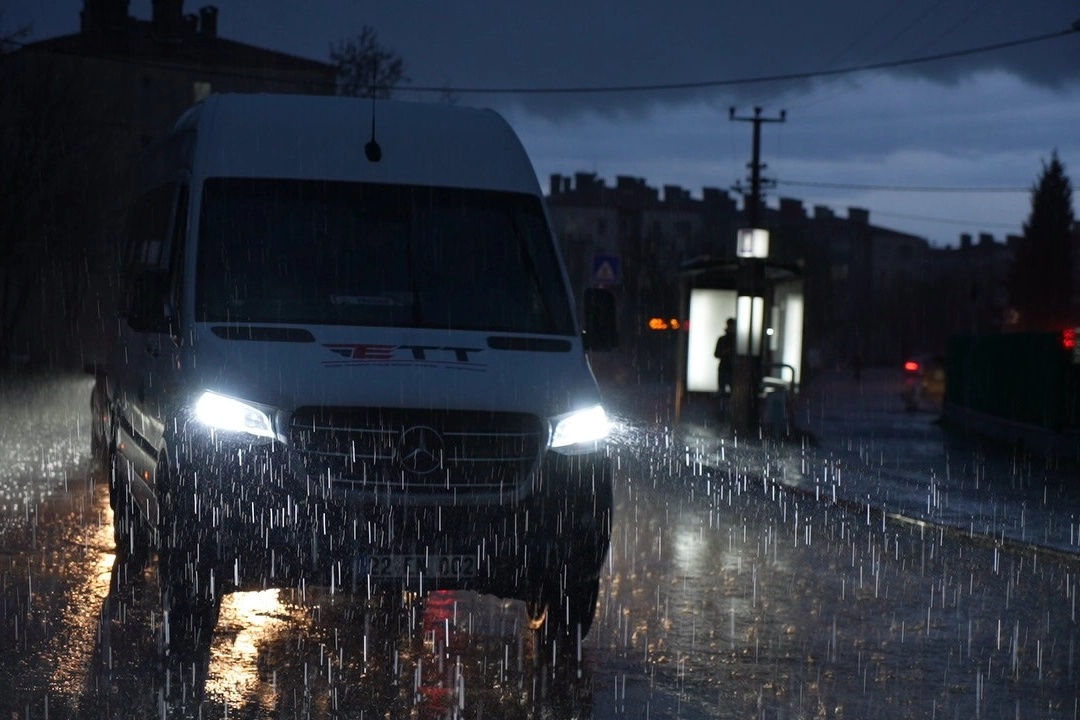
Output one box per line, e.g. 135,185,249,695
597,365,1080,556
589,364,1080,717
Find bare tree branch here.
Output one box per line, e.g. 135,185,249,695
330,25,409,98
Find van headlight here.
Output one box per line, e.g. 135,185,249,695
195,391,276,439
549,405,609,454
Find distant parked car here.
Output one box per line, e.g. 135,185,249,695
901,354,946,411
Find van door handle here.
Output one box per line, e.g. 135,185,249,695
145,344,159,359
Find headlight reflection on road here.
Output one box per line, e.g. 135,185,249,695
44,486,117,703
204,589,292,709
674,525,705,574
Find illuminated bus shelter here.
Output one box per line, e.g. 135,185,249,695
675,255,804,426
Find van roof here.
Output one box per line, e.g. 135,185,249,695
184,93,542,195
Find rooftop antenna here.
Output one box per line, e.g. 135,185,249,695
365,61,382,163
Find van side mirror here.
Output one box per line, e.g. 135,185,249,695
582,287,618,351
127,269,176,335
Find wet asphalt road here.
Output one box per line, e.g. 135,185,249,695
1,372,1079,718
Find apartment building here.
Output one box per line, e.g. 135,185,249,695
0,0,337,366
546,171,1016,373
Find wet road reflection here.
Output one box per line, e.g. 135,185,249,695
0,473,596,718
203,589,288,711
2,373,1079,718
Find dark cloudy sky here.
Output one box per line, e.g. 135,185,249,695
6,0,1079,246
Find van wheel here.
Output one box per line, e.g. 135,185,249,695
159,545,221,662
91,422,109,482
527,472,612,648
156,456,222,662
111,450,151,566
89,382,109,480
102,424,119,512
527,576,601,649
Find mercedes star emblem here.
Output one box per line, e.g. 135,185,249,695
398,425,444,475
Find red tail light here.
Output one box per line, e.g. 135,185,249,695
903,361,920,372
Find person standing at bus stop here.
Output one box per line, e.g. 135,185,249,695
714,317,736,419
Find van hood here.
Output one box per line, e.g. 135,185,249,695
185,324,602,422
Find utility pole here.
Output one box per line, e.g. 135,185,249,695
728,106,785,434
730,107,785,225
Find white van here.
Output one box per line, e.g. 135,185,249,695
97,93,617,656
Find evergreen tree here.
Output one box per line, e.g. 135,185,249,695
330,26,409,99
1009,151,1076,331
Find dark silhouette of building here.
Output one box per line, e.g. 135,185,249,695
547,173,741,378
931,233,1014,337
0,0,337,366
546,171,1020,376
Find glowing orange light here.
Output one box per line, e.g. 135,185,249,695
670,319,680,329
904,361,920,372
648,318,669,330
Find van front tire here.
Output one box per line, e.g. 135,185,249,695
155,456,222,661
527,465,612,648
110,448,152,567
528,575,601,647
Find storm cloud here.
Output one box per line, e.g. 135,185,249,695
6,0,1079,244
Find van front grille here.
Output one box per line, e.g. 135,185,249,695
289,407,545,498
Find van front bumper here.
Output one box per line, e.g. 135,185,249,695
165,436,612,600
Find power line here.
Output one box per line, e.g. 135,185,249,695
869,208,1019,229
919,0,994,56
789,0,995,112
778,179,1030,193
795,195,1021,229
399,23,1078,95
780,179,1080,195
819,0,907,70
4,21,1077,96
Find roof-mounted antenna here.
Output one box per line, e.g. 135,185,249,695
365,61,382,163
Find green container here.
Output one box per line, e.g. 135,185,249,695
946,332,1074,431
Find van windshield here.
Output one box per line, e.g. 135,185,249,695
196,178,575,335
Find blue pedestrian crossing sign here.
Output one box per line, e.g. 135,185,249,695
592,254,621,285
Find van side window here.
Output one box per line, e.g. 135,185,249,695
121,182,175,318
123,184,175,273
168,184,189,300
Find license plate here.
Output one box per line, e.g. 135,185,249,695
361,554,478,579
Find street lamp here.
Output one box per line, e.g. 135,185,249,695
736,228,769,260
735,228,768,357
731,228,769,432
735,295,765,357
